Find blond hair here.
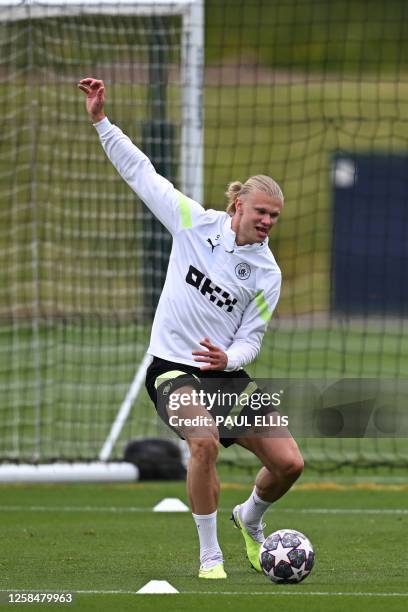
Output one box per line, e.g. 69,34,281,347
225,174,284,215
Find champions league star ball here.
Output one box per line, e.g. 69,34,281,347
259,529,315,583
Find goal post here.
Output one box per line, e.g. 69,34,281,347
1,0,408,479
0,0,203,480
0,0,203,200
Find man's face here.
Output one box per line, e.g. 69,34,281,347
232,190,283,246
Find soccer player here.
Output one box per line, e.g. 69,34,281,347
78,78,304,580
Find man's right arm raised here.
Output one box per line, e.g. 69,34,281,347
95,117,180,235
78,77,202,235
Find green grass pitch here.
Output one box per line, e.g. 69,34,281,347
1,13,408,611
1,476,407,611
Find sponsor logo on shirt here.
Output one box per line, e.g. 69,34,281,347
185,265,237,313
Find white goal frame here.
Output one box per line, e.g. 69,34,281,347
0,0,204,203
0,0,203,481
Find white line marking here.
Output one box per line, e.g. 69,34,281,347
0,506,407,515
0,505,148,513
0,589,407,597
301,476,408,484
283,508,408,515
180,592,408,597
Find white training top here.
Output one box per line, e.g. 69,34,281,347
95,117,281,371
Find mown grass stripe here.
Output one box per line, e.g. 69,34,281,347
0,505,407,515
1,589,407,597
221,482,408,492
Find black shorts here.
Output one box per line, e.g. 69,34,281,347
145,356,278,448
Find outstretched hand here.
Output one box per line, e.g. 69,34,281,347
77,77,106,123
192,337,228,371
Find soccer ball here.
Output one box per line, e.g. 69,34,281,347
259,529,315,583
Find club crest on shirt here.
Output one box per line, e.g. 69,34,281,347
235,262,251,280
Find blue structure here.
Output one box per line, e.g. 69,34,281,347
332,154,408,315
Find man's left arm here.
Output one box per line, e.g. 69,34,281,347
224,270,281,371
192,270,281,371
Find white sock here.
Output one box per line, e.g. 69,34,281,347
240,487,271,529
192,510,223,569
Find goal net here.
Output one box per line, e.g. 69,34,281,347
1,0,407,472
0,0,203,465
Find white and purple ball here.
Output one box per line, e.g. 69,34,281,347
259,529,315,583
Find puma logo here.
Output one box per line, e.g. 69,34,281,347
207,238,220,253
